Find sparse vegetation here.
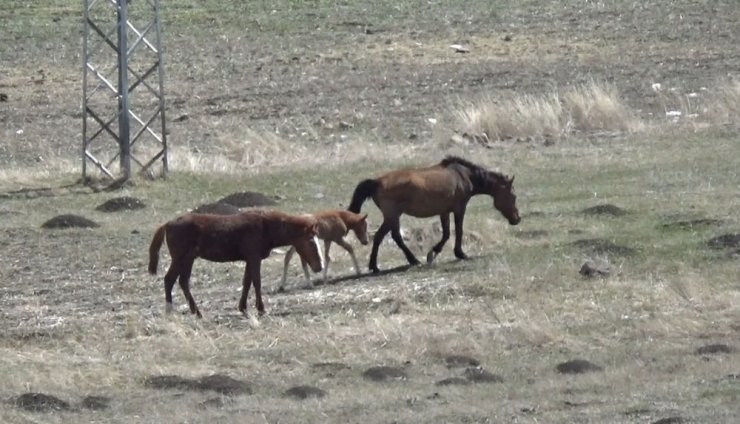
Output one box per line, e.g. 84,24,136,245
2,1,740,423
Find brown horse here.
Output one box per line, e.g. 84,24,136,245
148,210,323,317
348,156,520,273
280,209,369,289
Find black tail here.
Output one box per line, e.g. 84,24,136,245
348,179,379,213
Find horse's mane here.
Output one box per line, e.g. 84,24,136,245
440,156,504,185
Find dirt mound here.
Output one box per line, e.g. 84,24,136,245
556,359,603,374
192,202,241,215
362,366,408,382
444,354,480,368
463,367,504,383
651,417,685,424
217,191,277,208
15,393,70,412
662,218,723,230
284,385,326,399
144,374,252,395
572,238,635,256
695,343,734,355
582,204,628,217
41,214,99,229
95,196,146,212
435,377,470,386
80,395,110,410
707,233,740,250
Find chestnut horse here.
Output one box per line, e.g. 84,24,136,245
280,209,369,289
148,210,323,317
348,156,520,273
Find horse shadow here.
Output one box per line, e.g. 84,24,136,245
274,255,488,295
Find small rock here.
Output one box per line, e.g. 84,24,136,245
579,259,610,278
450,44,470,53
444,355,480,368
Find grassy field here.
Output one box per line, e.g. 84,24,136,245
1,1,739,423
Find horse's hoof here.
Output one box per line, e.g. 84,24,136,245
454,251,469,260
370,267,380,274
426,251,437,264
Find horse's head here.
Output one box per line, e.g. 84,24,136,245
294,222,323,272
489,174,520,225
351,214,370,245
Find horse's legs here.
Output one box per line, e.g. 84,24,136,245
453,209,469,260
238,263,251,315
335,238,361,275
177,257,201,318
369,220,391,273
163,263,179,314
280,245,296,291
321,239,332,282
427,213,451,264
389,218,421,266
249,259,266,315
300,257,312,287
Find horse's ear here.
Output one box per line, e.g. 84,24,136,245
360,214,368,222
509,175,515,185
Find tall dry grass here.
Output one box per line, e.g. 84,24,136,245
454,81,643,143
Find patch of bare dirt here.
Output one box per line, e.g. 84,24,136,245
582,204,628,217
41,214,99,229
144,374,252,396
217,191,277,208
95,196,146,212
556,359,603,374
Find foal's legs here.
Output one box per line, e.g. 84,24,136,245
177,257,202,318
334,238,361,275
163,263,179,314
453,209,469,259
280,245,297,290
427,213,451,264
321,239,332,282
249,259,266,315
238,263,252,315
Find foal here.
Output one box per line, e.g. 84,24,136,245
280,210,369,289
348,156,520,273
148,210,323,317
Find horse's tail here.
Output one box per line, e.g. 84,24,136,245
148,224,167,275
348,179,379,213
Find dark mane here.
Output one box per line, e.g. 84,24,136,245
440,156,504,187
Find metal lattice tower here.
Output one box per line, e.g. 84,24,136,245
82,0,167,182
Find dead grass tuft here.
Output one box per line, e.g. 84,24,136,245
454,81,642,143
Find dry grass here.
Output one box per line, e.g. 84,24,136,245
454,82,643,143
